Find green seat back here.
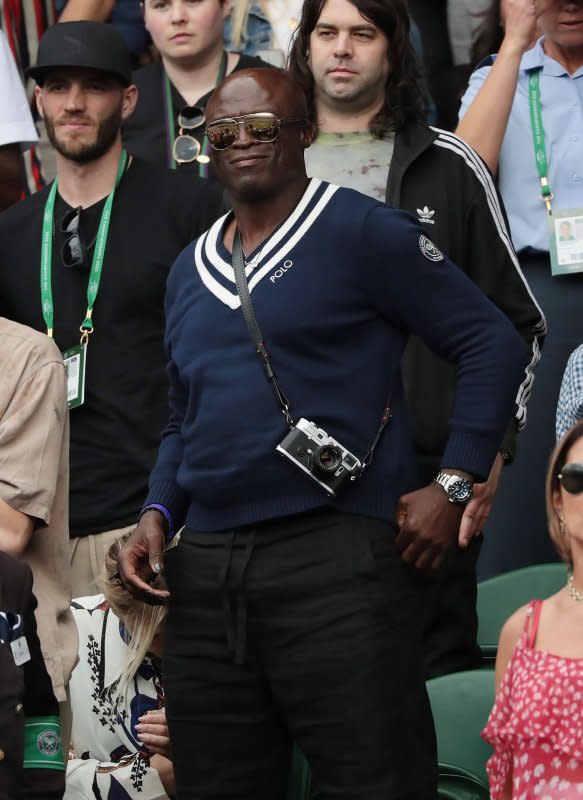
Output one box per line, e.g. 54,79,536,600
477,563,566,661
287,743,311,800
426,669,495,787
290,668,498,799
438,767,490,800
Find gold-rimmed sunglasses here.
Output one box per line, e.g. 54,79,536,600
205,112,308,151
172,104,210,165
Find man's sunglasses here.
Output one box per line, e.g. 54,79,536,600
60,205,84,268
173,104,209,165
205,112,307,151
558,462,583,494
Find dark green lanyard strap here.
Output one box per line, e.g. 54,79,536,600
528,69,553,214
40,149,127,343
163,51,228,178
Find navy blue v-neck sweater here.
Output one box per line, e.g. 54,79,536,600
145,180,527,532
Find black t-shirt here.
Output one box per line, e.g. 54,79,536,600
122,54,268,181
0,158,224,537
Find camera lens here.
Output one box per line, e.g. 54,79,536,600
311,444,342,474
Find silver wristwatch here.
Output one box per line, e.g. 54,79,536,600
434,471,473,504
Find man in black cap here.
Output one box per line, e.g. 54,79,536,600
0,21,224,597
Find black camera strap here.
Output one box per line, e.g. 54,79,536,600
232,229,295,428
231,228,391,471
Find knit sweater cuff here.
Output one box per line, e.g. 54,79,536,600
143,481,189,531
440,431,500,483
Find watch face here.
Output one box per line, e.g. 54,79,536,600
447,479,473,503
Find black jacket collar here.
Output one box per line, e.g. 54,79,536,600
386,121,438,206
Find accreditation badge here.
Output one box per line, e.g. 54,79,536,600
11,635,31,666
62,343,86,409
549,209,583,276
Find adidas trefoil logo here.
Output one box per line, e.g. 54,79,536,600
417,205,435,225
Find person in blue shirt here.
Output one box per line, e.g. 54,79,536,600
557,344,583,440
119,67,528,799
456,0,583,575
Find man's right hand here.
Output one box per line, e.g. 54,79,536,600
117,510,170,604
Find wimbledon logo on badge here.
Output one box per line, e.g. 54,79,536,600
419,235,444,263
37,729,61,758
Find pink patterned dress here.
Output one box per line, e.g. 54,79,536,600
482,600,583,799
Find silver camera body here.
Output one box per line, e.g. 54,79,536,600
276,418,362,496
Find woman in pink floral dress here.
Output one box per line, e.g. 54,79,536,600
483,420,583,800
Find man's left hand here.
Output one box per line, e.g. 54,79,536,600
395,483,464,571
458,452,504,548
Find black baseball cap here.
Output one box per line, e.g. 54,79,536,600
27,21,132,86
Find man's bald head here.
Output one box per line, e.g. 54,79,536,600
203,67,312,204
206,68,309,125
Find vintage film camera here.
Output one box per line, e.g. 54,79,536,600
276,418,362,497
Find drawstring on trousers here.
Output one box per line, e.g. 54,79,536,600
219,531,256,664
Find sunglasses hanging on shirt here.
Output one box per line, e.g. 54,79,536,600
60,206,84,268
163,51,228,177
172,104,209,165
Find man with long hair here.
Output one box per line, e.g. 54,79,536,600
288,0,546,678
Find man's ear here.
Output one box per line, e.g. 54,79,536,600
300,121,315,148
35,85,45,120
121,84,139,121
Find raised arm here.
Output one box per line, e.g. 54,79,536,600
455,0,548,173
58,0,115,22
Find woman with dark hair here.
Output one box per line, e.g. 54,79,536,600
482,420,583,798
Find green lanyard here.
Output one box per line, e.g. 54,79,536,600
163,51,228,178
40,149,127,343
528,70,553,214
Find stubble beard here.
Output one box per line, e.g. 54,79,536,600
44,104,123,165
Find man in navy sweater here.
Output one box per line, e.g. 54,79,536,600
119,68,527,799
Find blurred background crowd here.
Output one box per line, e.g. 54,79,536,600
3,0,583,798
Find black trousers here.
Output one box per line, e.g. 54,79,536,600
421,534,483,678
163,510,437,800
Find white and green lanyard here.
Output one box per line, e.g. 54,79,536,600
528,69,554,214
528,69,583,277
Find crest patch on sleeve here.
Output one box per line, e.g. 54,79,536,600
419,235,444,262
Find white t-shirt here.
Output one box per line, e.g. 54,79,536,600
0,29,38,149
305,130,395,203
